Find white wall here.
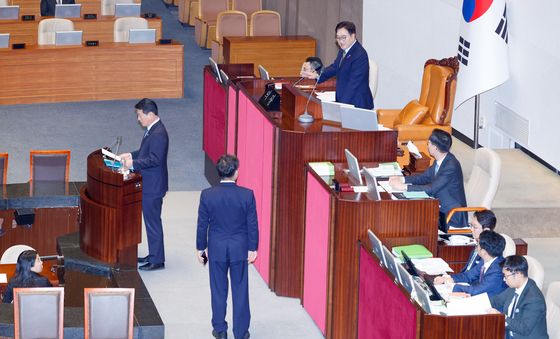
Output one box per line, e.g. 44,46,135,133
363,0,560,170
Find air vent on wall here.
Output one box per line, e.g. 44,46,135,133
494,102,529,146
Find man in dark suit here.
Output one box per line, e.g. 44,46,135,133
41,0,76,17
435,230,508,297
488,255,548,339
196,154,258,339
300,21,374,109
120,98,169,271
389,128,467,231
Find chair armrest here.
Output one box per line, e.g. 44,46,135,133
376,109,400,128
446,207,487,224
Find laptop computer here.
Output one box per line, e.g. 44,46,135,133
344,148,362,185
0,6,19,20
362,167,381,200
397,263,414,293
219,69,230,84
208,56,222,83
382,245,401,282
55,31,82,46
412,279,432,313
340,106,378,131
258,64,270,80
55,4,81,18
0,33,9,48
367,230,385,264
115,3,141,17
128,28,156,44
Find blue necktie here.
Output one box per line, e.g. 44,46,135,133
434,162,440,175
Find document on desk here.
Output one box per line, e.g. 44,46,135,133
316,91,336,102
0,273,7,283
365,162,402,177
352,186,368,193
378,181,404,193
411,258,453,275
444,293,492,315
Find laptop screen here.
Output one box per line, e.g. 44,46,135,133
0,6,19,20
340,106,378,131
115,3,141,17
55,4,81,18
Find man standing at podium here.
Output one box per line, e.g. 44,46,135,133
120,98,169,271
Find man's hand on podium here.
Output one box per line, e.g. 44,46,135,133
119,153,133,169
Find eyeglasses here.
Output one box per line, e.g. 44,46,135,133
335,35,348,41
503,272,517,281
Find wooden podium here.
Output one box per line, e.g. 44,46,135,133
79,150,143,268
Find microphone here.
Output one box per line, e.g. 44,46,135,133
298,69,323,123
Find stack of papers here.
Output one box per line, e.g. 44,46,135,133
316,91,336,102
378,180,402,193
366,162,402,177
308,162,334,176
411,257,453,275
444,293,492,315
447,226,473,235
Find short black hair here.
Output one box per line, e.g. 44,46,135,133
335,21,356,35
478,230,505,258
429,128,452,153
474,210,497,230
305,56,323,72
135,98,159,116
216,154,239,179
501,255,529,277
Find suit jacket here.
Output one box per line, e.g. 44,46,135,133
131,120,169,198
319,41,374,109
451,256,508,297
2,272,52,303
490,278,548,339
196,182,259,262
40,0,76,16
405,152,467,227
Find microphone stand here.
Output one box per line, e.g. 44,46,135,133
298,71,322,124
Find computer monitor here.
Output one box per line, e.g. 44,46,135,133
382,245,401,282
367,230,385,264
0,6,19,20
219,69,229,84
115,3,141,17
362,167,381,200
128,28,155,43
412,279,432,313
320,101,354,123
340,106,378,131
208,57,222,83
55,4,81,18
397,263,414,294
258,64,270,80
0,33,9,48
402,251,443,301
55,31,82,46
344,148,362,185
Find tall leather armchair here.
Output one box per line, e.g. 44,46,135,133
377,56,459,154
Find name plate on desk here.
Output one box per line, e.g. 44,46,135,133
21,15,35,21
258,83,280,111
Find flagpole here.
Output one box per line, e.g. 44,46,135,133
473,94,480,149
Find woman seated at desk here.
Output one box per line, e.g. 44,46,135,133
2,250,52,303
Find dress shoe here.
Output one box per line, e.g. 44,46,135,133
137,256,150,264
212,330,227,339
138,263,165,271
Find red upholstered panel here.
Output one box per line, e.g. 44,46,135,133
236,91,273,284
302,173,331,334
358,247,417,339
226,86,237,154
203,70,227,163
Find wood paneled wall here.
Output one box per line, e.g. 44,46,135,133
263,0,363,64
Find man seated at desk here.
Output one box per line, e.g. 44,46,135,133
388,128,467,231
460,209,498,272
488,255,548,339
434,230,508,297
2,250,52,303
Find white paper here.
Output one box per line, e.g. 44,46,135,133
101,148,121,162
444,293,492,315
352,186,368,193
379,181,404,193
365,163,402,177
407,141,422,158
446,235,476,246
316,91,336,102
0,273,7,283
411,258,454,275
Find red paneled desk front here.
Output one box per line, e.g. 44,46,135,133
303,164,440,339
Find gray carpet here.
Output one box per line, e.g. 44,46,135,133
0,0,210,191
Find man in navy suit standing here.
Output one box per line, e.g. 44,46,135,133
197,154,258,339
120,98,169,271
301,21,374,109
389,128,468,231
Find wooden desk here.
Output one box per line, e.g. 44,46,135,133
0,42,183,105
0,16,162,45
12,0,140,17
223,36,316,77
304,164,439,339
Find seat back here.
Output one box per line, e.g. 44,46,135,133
30,150,70,182
0,245,35,264
14,287,64,339
369,58,378,99
37,18,74,45
419,58,458,126
216,10,247,43
101,0,134,16
465,148,501,208
113,17,148,42
0,153,7,186
500,233,516,257
84,288,135,339
524,255,544,290
232,0,261,19
546,281,560,338
198,0,229,22
249,10,280,36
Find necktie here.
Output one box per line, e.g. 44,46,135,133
466,251,477,271
143,130,149,138
339,50,347,67
479,266,486,283
508,293,519,318
434,162,440,175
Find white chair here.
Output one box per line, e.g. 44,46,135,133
113,17,148,42
101,0,134,16
0,0,9,6
500,233,516,257
369,58,378,100
524,255,545,290
546,281,560,339
0,245,35,264
37,18,74,46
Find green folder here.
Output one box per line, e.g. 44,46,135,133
392,244,433,259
